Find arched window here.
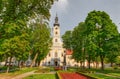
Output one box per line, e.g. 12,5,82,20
61,53,63,57
49,53,51,57
55,52,57,57
55,39,57,42
55,31,58,35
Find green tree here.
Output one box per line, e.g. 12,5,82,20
115,56,120,66
0,0,55,70
105,35,120,67
29,17,51,67
72,22,86,68
0,0,54,24
62,31,72,49
0,22,29,72
85,10,119,70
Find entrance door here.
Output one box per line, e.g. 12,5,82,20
55,61,58,66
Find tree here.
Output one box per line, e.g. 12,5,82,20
85,10,119,70
29,17,52,67
105,35,120,67
72,22,87,68
62,31,72,49
115,56,120,66
0,0,54,24
0,22,29,73
0,0,55,70
62,22,87,68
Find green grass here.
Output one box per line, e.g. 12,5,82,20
23,74,56,79
108,73,120,77
9,67,37,75
78,68,120,79
0,67,37,76
87,73,120,79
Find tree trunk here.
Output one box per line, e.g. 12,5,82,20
100,55,104,70
4,58,8,66
96,61,98,69
39,61,41,68
88,59,90,69
30,53,38,68
6,57,12,73
110,62,113,67
9,57,12,66
83,61,85,69
88,56,91,69
18,60,21,69
80,61,82,68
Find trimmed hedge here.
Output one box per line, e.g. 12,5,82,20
56,71,63,79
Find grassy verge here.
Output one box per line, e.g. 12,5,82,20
77,67,120,79
0,67,37,76
23,74,56,79
85,73,120,79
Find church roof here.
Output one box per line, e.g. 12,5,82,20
66,49,73,55
54,14,60,26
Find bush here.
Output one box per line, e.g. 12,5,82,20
113,66,118,70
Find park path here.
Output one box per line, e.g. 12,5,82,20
11,71,56,79
11,71,35,79
0,71,56,79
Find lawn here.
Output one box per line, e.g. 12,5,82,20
23,74,56,79
79,67,120,79
86,73,120,79
0,67,37,78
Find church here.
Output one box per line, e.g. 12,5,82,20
40,15,79,67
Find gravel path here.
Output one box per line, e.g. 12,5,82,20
11,71,56,79
11,71,35,79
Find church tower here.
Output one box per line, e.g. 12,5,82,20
52,14,62,48
40,14,83,67
40,14,64,66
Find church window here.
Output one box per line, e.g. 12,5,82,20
55,52,57,57
48,61,50,65
55,39,57,42
55,31,58,35
49,53,51,57
61,53,63,57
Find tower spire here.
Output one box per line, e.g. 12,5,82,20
54,13,59,26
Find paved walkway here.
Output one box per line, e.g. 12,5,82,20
11,71,35,79
11,71,56,79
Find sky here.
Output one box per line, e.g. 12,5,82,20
49,0,120,35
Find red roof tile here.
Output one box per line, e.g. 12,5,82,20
66,49,73,55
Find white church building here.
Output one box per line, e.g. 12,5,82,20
40,15,79,67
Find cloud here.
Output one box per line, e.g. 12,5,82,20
53,0,69,14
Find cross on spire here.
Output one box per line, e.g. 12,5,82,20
54,13,60,26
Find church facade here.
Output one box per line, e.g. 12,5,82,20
40,15,79,67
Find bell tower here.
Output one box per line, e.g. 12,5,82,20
40,14,64,66
53,14,62,47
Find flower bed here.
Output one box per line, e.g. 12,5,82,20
54,66,62,71
58,72,90,79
